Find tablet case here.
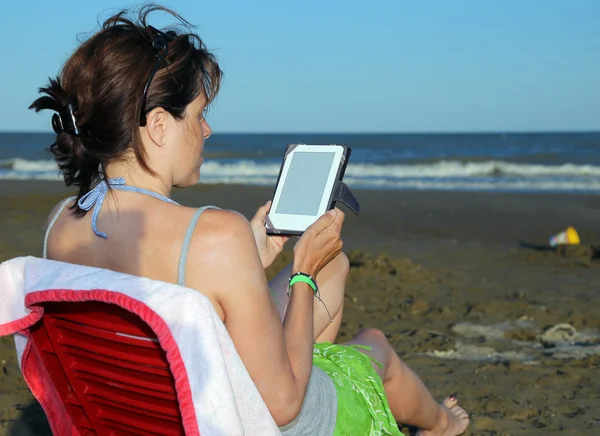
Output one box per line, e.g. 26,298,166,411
266,144,360,236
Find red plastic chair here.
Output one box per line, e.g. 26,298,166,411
29,300,185,436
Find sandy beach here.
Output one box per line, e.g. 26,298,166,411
1,180,599,435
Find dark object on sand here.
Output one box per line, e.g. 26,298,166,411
519,242,555,253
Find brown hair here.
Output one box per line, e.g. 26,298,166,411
29,4,222,216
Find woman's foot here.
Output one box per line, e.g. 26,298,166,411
417,396,470,436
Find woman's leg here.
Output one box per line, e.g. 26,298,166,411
269,252,348,343
346,328,470,436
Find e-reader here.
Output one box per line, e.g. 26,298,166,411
265,144,360,236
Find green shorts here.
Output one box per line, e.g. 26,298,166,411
313,342,404,436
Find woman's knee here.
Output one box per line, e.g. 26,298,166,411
317,251,349,301
349,328,392,378
336,251,350,277
323,251,349,281
355,327,389,346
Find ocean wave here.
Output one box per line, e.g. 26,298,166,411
341,178,600,192
2,158,600,192
345,160,600,178
0,158,59,172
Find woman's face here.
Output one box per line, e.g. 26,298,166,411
171,94,212,187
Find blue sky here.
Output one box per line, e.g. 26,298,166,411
2,0,599,133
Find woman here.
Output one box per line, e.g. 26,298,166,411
33,5,469,435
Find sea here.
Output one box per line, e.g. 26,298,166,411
1,132,600,193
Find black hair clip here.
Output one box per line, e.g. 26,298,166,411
147,26,176,53
52,102,82,137
139,26,177,126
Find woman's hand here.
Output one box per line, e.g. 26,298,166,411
250,201,290,269
292,208,345,278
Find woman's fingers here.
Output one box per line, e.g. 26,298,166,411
293,208,345,276
251,201,272,226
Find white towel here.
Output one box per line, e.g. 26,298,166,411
0,256,280,436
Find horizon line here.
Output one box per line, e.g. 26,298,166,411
1,129,600,136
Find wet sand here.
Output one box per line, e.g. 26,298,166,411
1,180,599,435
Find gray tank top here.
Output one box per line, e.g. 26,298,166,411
279,366,337,435
43,178,338,435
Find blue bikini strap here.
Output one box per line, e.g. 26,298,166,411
77,177,179,239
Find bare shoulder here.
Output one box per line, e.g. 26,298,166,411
192,208,255,248
183,207,265,299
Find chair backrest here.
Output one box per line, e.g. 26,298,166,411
29,300,185,436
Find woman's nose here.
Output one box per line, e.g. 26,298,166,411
203,120,212,139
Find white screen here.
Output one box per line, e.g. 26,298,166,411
275,151,336,216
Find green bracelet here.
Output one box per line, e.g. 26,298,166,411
287,272,318,297
287,272,333,324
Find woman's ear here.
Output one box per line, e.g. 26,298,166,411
145,107,168,147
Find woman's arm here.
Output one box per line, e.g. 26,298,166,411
184,208,343,425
